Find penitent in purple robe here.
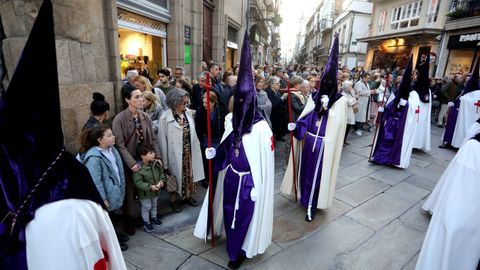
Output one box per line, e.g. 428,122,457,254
211,114,264,261
442,98,460,145
294,111,329,209
372,100,409,166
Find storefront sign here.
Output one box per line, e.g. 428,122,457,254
184,44,191,64
227,41,238,49
448,33,480,49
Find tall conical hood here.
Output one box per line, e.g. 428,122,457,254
232,31,259,142
395,55,414,105
0,1,103,268
465,57,479,93
314,34,339,112
416,53,430,103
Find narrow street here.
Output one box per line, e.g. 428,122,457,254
122,125,455,270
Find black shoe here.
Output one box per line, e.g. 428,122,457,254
227,255,246,269
117,233,130,243
151,217,162,226
186,197,199,207
143,221,154,233
120,242,128,252
170,201,183,213
439,143,452,149
305,210,316,222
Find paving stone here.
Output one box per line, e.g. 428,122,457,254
164,226,226,255
339,151,365,168
399,199,431,233
337,220,424,270
369,167,413,185
273,194,299,218
251,216,374,270
409,157,431,168
125,261,139,270
272,199,352,247
407,164,445,181
199,240,282,269
335,175,356,190
350,146,372,158
338,163,377,182
345,193,412,231
402,253,419,270
404,174,438,191
122,231,190,270
178,255,225,270
335,177,390,207
385,182,430,204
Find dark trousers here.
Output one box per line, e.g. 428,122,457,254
345,124,353,142
353,121,363,131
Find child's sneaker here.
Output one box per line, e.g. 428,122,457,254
151,217,162,226
143,221,154,233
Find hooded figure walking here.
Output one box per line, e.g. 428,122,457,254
371,55,420,168
280,35,348,222
194,31,275,269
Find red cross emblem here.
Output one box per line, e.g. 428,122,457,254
271,135,275,151
415,106,420,123
475,100,480,113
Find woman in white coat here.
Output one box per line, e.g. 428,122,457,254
353,73,373,136
341,80,357,145
158,89,205,211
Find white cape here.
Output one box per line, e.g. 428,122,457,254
193,117,275,259
413,90,431,151
452,90,480,148
416,138,480,270
26,199,126,270
280,95,347,209
376,92,420,168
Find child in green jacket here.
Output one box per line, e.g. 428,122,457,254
133,144,165,232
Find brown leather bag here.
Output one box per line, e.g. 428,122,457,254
352,105,359,113
164,171,178,193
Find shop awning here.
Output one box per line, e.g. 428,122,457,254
357,28,443,42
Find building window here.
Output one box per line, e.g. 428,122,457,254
427,0,440,23
390,1,422,30
378,10,387,32
145,0,168,9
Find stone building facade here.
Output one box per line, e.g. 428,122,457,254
0,0,122,152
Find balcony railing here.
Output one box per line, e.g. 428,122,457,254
447,0,480,20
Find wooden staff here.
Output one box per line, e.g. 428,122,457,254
205,72,215,246
369,76,390,161
287,81,298,202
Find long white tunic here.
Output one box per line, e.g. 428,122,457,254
26,199,126,270
416,138,480,270
451,90,480,148
194,117,275,258
413,90,432,151
280,95,347,209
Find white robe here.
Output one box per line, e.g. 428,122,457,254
376,92,420,168
413,90,431,152
280,95,347,209
451,90,480,148
26,199,126,270
193,118,275,259
416,138,480,270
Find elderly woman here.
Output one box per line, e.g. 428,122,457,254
255,74,272,127
142,91,164,133
265,76,287,139
158,89,204,209
353,72,374,136
341,80,357,145
112,88,162,233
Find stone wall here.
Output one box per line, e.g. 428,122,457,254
0,0,121,152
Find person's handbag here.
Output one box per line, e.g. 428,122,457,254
163,170,178,193
352,105,359,113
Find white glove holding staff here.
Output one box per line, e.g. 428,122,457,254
287,123,296,131
205,147,216,159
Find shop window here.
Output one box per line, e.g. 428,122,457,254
390,1,422,30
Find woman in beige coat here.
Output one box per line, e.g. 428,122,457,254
158,89,204,209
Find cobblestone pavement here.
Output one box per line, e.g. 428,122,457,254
123,125,456,270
